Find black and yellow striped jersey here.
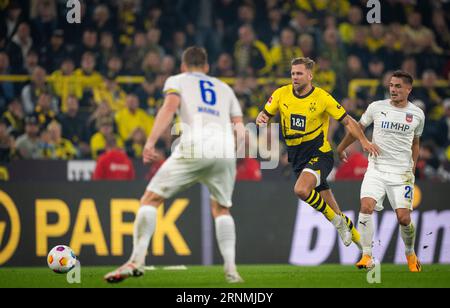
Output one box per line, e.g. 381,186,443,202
263,85,347,153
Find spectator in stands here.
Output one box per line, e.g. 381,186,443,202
135,73,164,116
98,32,118,73
102,55,124,80
123,32,148,74
367,57,385,79
298,33,316,60
271,27,303,77
57,95,90,157
42,120,77,160
2,2,23,39
0,52,17,112
338,5,363,44
422,99,450,148
15,114,43,159
0,23,23,69
211,53,235,77
33,91,58,131
93,73,127,112
335,142,368,181
12,22,34,63
234,24,272,76
125,127,146,159
289,10,317,41
160,55,177,76
372,71,394,102
404,11,442,55
141,50,162,76
39,29,68,73
401,56,418,79
117,0,140,48
431,10,450,51
366,24,385,54
90,116,123,159
49,58,79,112
115,94,153,141
86,101,115,138
345,55,368,81
168,30,189,65
262,5,285,47
145,27,165,58
320,27,346,80
92,134,135,181
72,28,99,65
91,4,116,36
0,119,14,162
375,32,404,72
21,66,53,115
1,98,25,138
345,27,370,67
74,51,103,109
415,70,446,120
314,55,337,95
22,49,40,75
416,141,441,180
30,0,57,47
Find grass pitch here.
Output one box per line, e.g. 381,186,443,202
0,265,449,288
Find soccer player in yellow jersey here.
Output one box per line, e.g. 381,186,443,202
257,57,380,248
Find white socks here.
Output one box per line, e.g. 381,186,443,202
400,223,416,256
215,215,237,274
130,206,157,266
358,213,374,256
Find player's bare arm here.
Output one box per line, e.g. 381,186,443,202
256,110,273,126
143,93,181,164
412,137,420,173
340,115,380,157
337,122,367,163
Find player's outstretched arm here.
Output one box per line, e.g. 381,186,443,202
337,122,366,162
143,94,181,163
340,115,380,157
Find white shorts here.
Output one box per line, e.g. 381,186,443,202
360,168,415,212
147,156,236,207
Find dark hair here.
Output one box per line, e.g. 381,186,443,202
392,70,414,85
291,57,315,70
182,47,208,67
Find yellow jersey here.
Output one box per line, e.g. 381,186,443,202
264,85,347,152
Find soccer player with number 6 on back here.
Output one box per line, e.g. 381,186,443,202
104,47,245,284
256,57,380,249
337,71,425,272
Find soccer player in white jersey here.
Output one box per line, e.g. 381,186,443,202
337,71,425,272
104,47,245,283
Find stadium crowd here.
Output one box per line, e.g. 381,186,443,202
0,0,449,182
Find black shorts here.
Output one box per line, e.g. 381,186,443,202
288,145,334,192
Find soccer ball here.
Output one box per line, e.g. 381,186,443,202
47,245,77,274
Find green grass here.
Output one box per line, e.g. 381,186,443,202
0,265,449,288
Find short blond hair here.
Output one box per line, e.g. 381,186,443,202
291,57,315,70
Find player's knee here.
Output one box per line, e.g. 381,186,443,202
211,203,230,218
360,198,375,214
294,186,312,201
140,192,164,206
397,214,411,226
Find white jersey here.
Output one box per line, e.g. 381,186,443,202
360,99,425,174
163,72,243,158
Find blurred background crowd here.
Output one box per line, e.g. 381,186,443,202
0,0,449,182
